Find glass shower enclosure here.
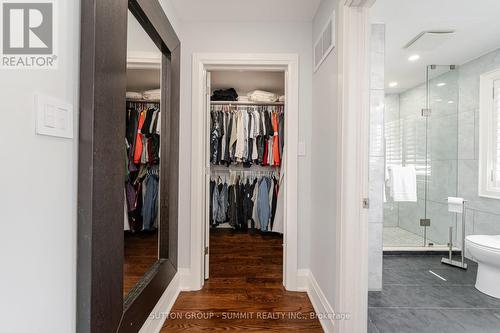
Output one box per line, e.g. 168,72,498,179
384,65,459,248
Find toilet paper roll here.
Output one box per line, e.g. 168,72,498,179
448,197,464,213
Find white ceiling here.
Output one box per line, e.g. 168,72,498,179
170,0,322,21
371,0,500,93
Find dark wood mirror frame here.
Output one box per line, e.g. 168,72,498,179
77,0,180,332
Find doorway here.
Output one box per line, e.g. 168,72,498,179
205,70,286,283
189,54,300,291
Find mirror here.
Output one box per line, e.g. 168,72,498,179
123,10,162,300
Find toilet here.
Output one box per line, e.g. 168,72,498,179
465,235,500,299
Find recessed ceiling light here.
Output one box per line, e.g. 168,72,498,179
388,81,398,88
447,100,454,104
437,82,446,87
408,54,420,62
435,99,443,102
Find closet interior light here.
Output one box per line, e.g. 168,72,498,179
388,81,398,88
408,54,420,62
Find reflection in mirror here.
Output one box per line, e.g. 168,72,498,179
123,10,162,299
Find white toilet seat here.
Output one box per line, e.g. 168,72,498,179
466,235,500,252
466,235,500,299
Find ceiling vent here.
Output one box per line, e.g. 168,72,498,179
314,11,336,72
403,30,455,51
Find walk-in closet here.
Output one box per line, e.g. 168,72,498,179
206,70,286,281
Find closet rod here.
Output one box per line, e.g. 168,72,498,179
210,101,284,106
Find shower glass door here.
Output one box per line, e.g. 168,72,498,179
423,65,459,247
383,65,459,248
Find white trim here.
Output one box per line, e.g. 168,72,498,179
334,3,371,333
298,269,335,333
138,272,181,333
190,53,300,291
127,51,161,69
479,68,500,199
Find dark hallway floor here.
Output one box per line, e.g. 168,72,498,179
123,231,158,296
369,255,500,333
162,229,322,332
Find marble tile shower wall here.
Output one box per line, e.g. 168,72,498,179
368,24,385,291
384,94,400,228
383,48,500,249
458,48,500,240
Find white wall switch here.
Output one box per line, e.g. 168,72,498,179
35,93,73,139
298,142,306,156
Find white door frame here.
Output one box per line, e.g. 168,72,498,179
334,1,373,333
189,53,300,291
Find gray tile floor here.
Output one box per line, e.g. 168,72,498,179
368,255,500,333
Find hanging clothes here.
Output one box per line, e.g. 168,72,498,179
257,176,272,232
125,101,161,233
271,169,285,234
209,171,282,234
142,173,159,231
133,111,146,164
272,112,280,166
210,105,284,167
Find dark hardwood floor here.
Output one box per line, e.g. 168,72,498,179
162,229,322,332
123,230,158,296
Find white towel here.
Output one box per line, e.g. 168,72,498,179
448,197,464,213
389,166,417,202
126,91,143,100
142,89,161,101
247,90,278,102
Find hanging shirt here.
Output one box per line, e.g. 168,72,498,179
133,111,146,164
272,112,281,166
257,176,272,231
234,111,247,160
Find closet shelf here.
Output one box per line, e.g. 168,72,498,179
126,99,160,103
211,101,284,106
211,165,280,172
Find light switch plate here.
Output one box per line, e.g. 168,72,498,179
35,93,73,139
298,142,306,156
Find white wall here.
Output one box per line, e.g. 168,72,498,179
310,0,339,306
127,11,162,56
0,1,80,332
0,2,182,332
176,20,313,269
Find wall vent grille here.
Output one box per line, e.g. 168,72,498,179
314,11,336,72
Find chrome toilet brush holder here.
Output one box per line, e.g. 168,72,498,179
441,200,468,269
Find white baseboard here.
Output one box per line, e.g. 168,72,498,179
178,268,199,291
139,272,181,333
297,269,335,333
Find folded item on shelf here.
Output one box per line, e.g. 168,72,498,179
247,90,278,102
142,89,161,101
238,95,250,102
126,91,143,100
211,88,238,101
278,95,285,102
